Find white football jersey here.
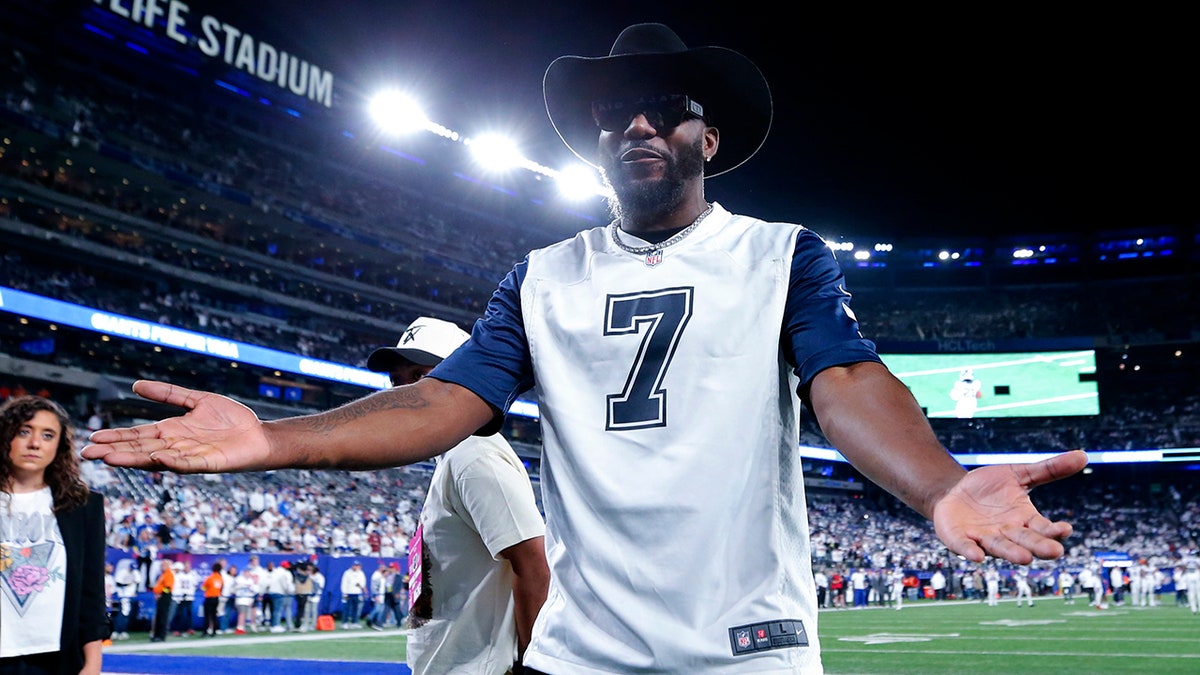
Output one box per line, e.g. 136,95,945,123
435,203,879,674
523,206,821,673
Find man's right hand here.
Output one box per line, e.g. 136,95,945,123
83,380,271,474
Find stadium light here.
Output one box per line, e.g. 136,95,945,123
368,89,429,135
555,164,608,201
465,134,524,172
853,250,871,261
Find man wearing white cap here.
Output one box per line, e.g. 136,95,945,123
368,317,548,675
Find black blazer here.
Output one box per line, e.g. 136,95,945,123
52,490,110,675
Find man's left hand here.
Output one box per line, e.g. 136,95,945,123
932,450,1088,564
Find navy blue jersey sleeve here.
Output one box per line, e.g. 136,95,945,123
429,259,535,430
783,229,881,396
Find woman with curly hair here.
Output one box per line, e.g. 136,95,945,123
0,396,108,675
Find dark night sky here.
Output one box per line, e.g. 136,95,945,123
193,2,1198,241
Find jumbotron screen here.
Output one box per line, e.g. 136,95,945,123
878,351,1100,418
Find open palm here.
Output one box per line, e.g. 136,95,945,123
83,380,270,473
933,450,1087,564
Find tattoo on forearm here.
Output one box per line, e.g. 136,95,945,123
305,388,429,432
289,388,430,468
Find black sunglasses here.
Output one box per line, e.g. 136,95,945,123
591,94,706,132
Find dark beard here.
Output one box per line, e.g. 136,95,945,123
600,135,705,223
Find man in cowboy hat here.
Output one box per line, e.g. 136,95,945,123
87,23,1087,673
367,317,547,674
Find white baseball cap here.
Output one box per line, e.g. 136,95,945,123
367,316,470,370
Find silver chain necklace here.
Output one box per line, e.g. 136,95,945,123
610,203,714,267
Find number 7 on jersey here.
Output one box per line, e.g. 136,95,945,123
604,287,694,430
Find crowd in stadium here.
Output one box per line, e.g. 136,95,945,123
49,426,1197,596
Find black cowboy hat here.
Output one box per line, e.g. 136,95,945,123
544,23,772,178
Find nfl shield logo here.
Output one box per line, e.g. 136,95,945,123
644,248,663,267
736,630,751,648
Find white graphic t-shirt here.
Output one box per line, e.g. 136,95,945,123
1,487,66,657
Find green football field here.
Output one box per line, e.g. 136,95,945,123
817,599,1200,674
879,351,1099,418
109,598,1200,673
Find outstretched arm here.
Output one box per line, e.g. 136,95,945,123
809,361,1087,564
83,377,495,473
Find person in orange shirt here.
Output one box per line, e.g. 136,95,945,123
201,562,225,637
151,562,177,642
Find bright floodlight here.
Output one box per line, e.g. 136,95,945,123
467,134,523,172
556,164,607,201
369,90,428,135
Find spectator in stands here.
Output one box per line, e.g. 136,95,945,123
0,396,108,674
85,406,104,434
187,522,208,553
154,514,177,551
